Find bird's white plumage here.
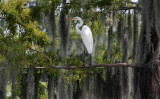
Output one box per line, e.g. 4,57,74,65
69,17,93,54
81,25,93,54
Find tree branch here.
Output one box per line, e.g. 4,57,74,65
0,63,146,70
35,63,142,70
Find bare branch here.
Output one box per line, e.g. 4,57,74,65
0,63,146,70
34,63,142,70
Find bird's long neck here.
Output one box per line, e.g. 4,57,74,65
75,18,83,34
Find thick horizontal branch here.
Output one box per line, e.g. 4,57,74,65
65,1,138,5
35,63,142,70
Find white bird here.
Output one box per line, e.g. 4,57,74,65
67,17,93,65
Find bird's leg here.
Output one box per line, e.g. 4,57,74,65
83,46,86,67
90,54,92,66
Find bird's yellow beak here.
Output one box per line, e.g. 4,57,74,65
67,18,75,20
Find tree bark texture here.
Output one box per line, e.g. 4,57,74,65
27,68,35,99
49,6,56,49
133,8,138,62
122,14,128,62
0,69,8,99
11,67,18,99
134,0,160,98
127,10,132,58
20,73,27,99
48,75,57,99
34,70,41,99
107,13,113,60
59,0,70,57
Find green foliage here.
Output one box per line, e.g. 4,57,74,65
1,0,49,46
39,82,48,99
72,69,86,82
20,21,49,46
91,20,103,38
33,0,61,17
47,68,60,77
0,54,6,63
30,6,43,20
103,42,122,63
63,69,87,83
66,55,83,66
96,0,113,9
0,0,50,70
70,28,81,39
94,45,106,64
46,49,61,65
6,82,12,98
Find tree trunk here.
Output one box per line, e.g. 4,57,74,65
27,68,35,99
0,69,8,99
49,6,56,49
100,12,107,46
127,10,132,58
122,15,128,62
59,0,70,57
20,72,27,99
117,15,124,60
107,13,113,61
34,70,41,99
57,75,67,99
11,67,18,99
133,8,138,62
134,0,160,98
48,75,57,99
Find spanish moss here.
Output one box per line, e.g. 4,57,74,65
134,0,160,98
0,69,8,99
107,13,113,60
48,74,58,99
127,10,132,56
27,68,35,99
57,73,67,99
122,14,128,62
49,6,56,49
59,1,70,57
10,67,18,99
133,8,138,62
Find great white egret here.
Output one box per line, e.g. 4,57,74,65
67,17,93,65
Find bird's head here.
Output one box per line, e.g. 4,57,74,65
67,17,82,21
